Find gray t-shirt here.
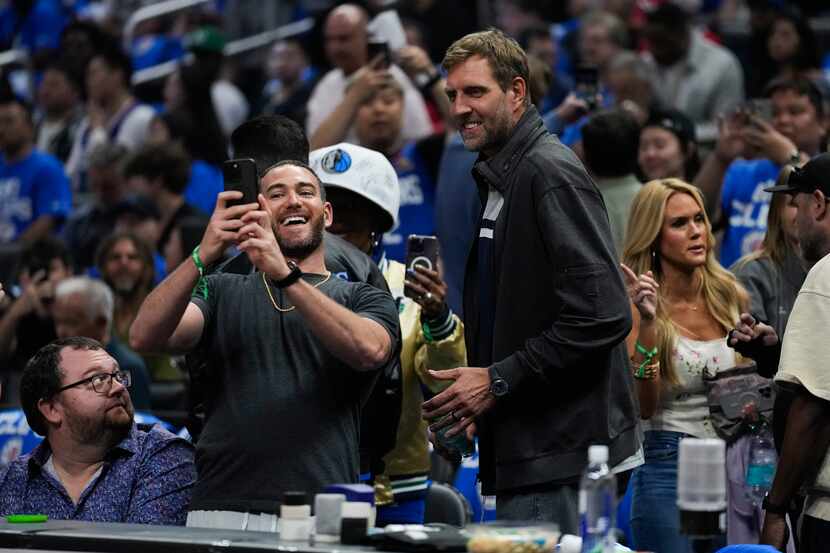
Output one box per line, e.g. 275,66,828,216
189,270,399,513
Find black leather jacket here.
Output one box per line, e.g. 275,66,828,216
463,107,640,494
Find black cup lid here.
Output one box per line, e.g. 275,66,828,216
283,491,308,506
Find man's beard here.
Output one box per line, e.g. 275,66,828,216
275,213,325,260
65,401,134,449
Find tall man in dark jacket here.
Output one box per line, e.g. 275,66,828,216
422,30,639,532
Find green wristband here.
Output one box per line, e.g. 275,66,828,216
635,341,657,360
191,245,206,277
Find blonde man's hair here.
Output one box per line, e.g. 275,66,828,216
442,29,530,106
621,178,748,386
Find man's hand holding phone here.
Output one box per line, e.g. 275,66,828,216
347,54,394,105
742,115,799,166
236,194,292,281
198,191,256,266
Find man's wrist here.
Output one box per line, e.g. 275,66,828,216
272,261,302,288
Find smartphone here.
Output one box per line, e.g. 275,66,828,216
222,158,259,209
574,65,599,111
747,98,773,123
367,40,391,69
404,235,439,300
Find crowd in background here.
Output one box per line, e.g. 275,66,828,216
0,0,829,550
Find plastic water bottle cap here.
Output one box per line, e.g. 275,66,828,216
588,445,608,464
558,534,582,553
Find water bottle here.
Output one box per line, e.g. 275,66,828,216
746,417,777,506
579,445,617,553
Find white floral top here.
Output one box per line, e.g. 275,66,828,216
643,334,736,439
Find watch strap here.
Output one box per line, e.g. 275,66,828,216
274,262,303,288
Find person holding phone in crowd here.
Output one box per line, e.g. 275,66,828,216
621,179,750,552
421,30,638,532
310,142,466,525
129,157,400,529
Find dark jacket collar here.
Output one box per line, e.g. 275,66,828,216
472,106,547,193
28,423,140,474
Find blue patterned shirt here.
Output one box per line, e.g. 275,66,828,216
0,423,195,525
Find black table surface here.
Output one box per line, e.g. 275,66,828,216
0,520,382,553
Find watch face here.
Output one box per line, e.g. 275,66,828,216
491,378,508,397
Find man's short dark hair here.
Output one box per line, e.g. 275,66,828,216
20,236,72,276
43,58,83,94
20,337,104,436
645,2,689,32
230,116,310,177
123,143,191,195
0,95,34,127
582,109,641,178
764,76,826,118
91,39,133,88
265,159,326,202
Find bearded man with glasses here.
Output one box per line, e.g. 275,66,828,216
0,336,195,524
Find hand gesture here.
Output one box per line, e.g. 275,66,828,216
620,264,659,321
347,55,394,104
422,367,495,438
16,269,49,318
715,111,749,164
405,262,449,320
395,45,435,80
198,191,257,266
728,313,779,348
236,194,292,280
743,115,799,166
553,93,590,125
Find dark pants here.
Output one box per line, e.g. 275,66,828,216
497,484,579,535
800,515,830,553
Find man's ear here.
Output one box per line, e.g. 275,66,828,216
815,189,828,220
510,76,528,110
323,201,333,229
38,397,62,429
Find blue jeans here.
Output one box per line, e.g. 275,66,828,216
631,430,725,553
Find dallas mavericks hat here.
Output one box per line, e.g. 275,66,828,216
765,153,830,194
309,143,400,232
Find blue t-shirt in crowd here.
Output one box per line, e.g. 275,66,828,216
0,149,71,242
384,142,437,262
720,158,780,268
0,0,66,52
184,160,224,215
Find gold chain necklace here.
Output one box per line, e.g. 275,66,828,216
261,270,331,312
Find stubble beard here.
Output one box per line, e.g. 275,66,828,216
274,213,326,260
66,401,134,449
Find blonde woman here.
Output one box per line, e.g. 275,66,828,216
621,179,748,552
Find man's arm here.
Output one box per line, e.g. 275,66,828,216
286,280,394,371
761,390,830,548
492,164,632,394
17,215,55,243
238,201,396,371
130,192,251,354
126,437,196,526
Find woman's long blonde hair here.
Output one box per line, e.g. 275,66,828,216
621,179,747,386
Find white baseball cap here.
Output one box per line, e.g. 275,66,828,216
309,142,400,232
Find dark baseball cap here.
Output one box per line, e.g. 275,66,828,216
643,108,697,147
765,153,830,194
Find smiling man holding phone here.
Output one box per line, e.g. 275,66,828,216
129,156,400,529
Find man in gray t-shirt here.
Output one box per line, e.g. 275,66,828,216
129,159,399,517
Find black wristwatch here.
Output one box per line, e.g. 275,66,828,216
274,261,303,288
489,367,509,398
762,495,790,515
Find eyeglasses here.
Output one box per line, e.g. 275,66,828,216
54,370,132,395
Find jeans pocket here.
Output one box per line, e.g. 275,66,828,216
643,431,681,463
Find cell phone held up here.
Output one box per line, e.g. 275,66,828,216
404,235,439,300
574,65,599,112
367,40,391,69
222,158,258,211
